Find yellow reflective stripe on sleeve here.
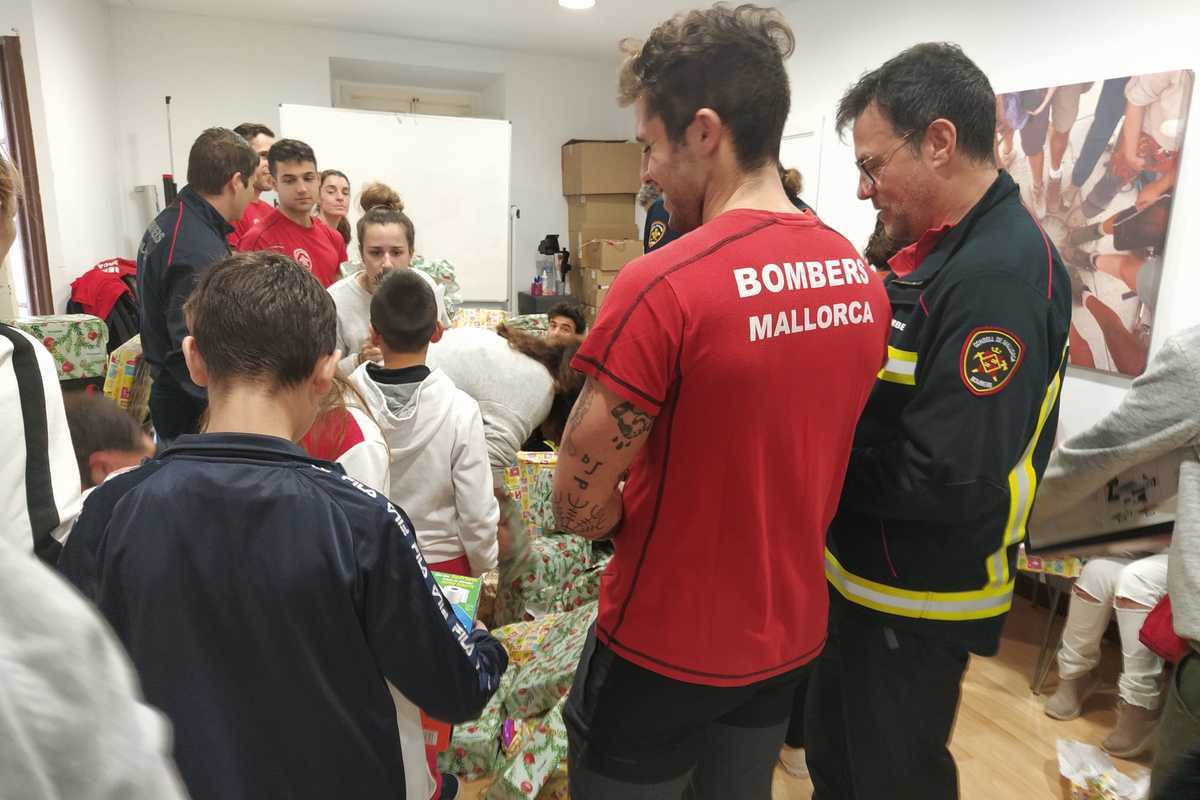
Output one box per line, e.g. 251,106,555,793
878,346,918,386
825,548,1014,621
986,342,1070,590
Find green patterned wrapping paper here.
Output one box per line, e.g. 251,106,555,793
486,698,570,800
495,534,598,626
505,313,550,336
496,603,597,721
9,314,109,380
411,255,462,320
438,690,505,781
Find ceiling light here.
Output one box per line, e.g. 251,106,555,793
559,0,596,9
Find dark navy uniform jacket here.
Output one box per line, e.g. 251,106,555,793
136,186,232,400
826,171,1072,655
58,433,508,800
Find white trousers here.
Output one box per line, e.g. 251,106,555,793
1056,554,1169,709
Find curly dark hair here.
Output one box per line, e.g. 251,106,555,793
618,3,795,171
496,323,585,443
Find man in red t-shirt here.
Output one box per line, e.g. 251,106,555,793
229,123,276,246
551,7,890,798
237,139,347,287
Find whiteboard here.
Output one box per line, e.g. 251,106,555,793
279,104,511,302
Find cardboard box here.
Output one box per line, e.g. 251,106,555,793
561,140,643,195
578,267,621,307
566,194,637,231
581,304,598,329
567,226,639,259
580,238,643,270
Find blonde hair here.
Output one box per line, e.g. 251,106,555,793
356,181,414,252
0,149,21,219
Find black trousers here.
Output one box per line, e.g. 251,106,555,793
806,598,969,800
148,372,206,443
565,624,806,799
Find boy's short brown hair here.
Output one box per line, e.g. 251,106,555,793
185,251,337,388
370,269,437,354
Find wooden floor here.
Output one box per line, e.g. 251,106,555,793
464,597,1152,799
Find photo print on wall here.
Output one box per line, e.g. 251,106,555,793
995,70,1194,377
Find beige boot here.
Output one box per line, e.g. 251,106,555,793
1101,700,1162,758
777,745,809,779
1044,672,1099,721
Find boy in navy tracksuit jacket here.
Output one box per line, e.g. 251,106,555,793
58,251,508,800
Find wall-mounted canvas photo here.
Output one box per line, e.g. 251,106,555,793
995,71,1193,377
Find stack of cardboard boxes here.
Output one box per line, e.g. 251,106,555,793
576,239,643,328
561,140,645,324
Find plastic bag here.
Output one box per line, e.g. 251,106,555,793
1057,739,1150,800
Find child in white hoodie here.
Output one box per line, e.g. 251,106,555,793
349,269,499,578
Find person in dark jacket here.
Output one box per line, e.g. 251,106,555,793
804,44,1071,800
137,127,257,442
58,252,508,800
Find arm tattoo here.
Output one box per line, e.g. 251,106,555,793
610,402,653,450
568,453,605,491
562,381,597,457
552,490,613,535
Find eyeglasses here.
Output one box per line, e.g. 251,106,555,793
855,131,916,188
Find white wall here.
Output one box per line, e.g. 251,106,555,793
30,0,120,308
107,7,632,309
780,0,1200,432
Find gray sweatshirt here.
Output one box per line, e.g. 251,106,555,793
426,328,554,484
1032,324,1200,643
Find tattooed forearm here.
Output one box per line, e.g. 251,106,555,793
552,490,617,537
562,383,596,457
611,402,653,450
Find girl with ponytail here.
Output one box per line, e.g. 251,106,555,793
327,182,448,375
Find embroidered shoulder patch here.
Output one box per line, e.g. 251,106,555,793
961,327,1023,396
647,221,667,248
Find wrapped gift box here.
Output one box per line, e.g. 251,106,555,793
102,334,151,423
495,533,598,626
439,690,505,781
8,314,108,381
505,313,550,337
452,307,509,330
486,698,570,800
1017,544,1084,578
496,603,597,720
500,451,558,536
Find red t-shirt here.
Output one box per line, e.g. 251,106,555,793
573,208,891,686
228,198,275,247
237,208,349,288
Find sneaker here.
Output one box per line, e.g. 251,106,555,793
439,772,460,800
1102,700,1162,759
1044,672,1100,721
778,745,810,779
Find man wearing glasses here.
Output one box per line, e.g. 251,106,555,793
805,43,1072,799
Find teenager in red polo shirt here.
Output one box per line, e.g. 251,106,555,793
551,7,890,798
238,139,347,287
229,122,276,245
